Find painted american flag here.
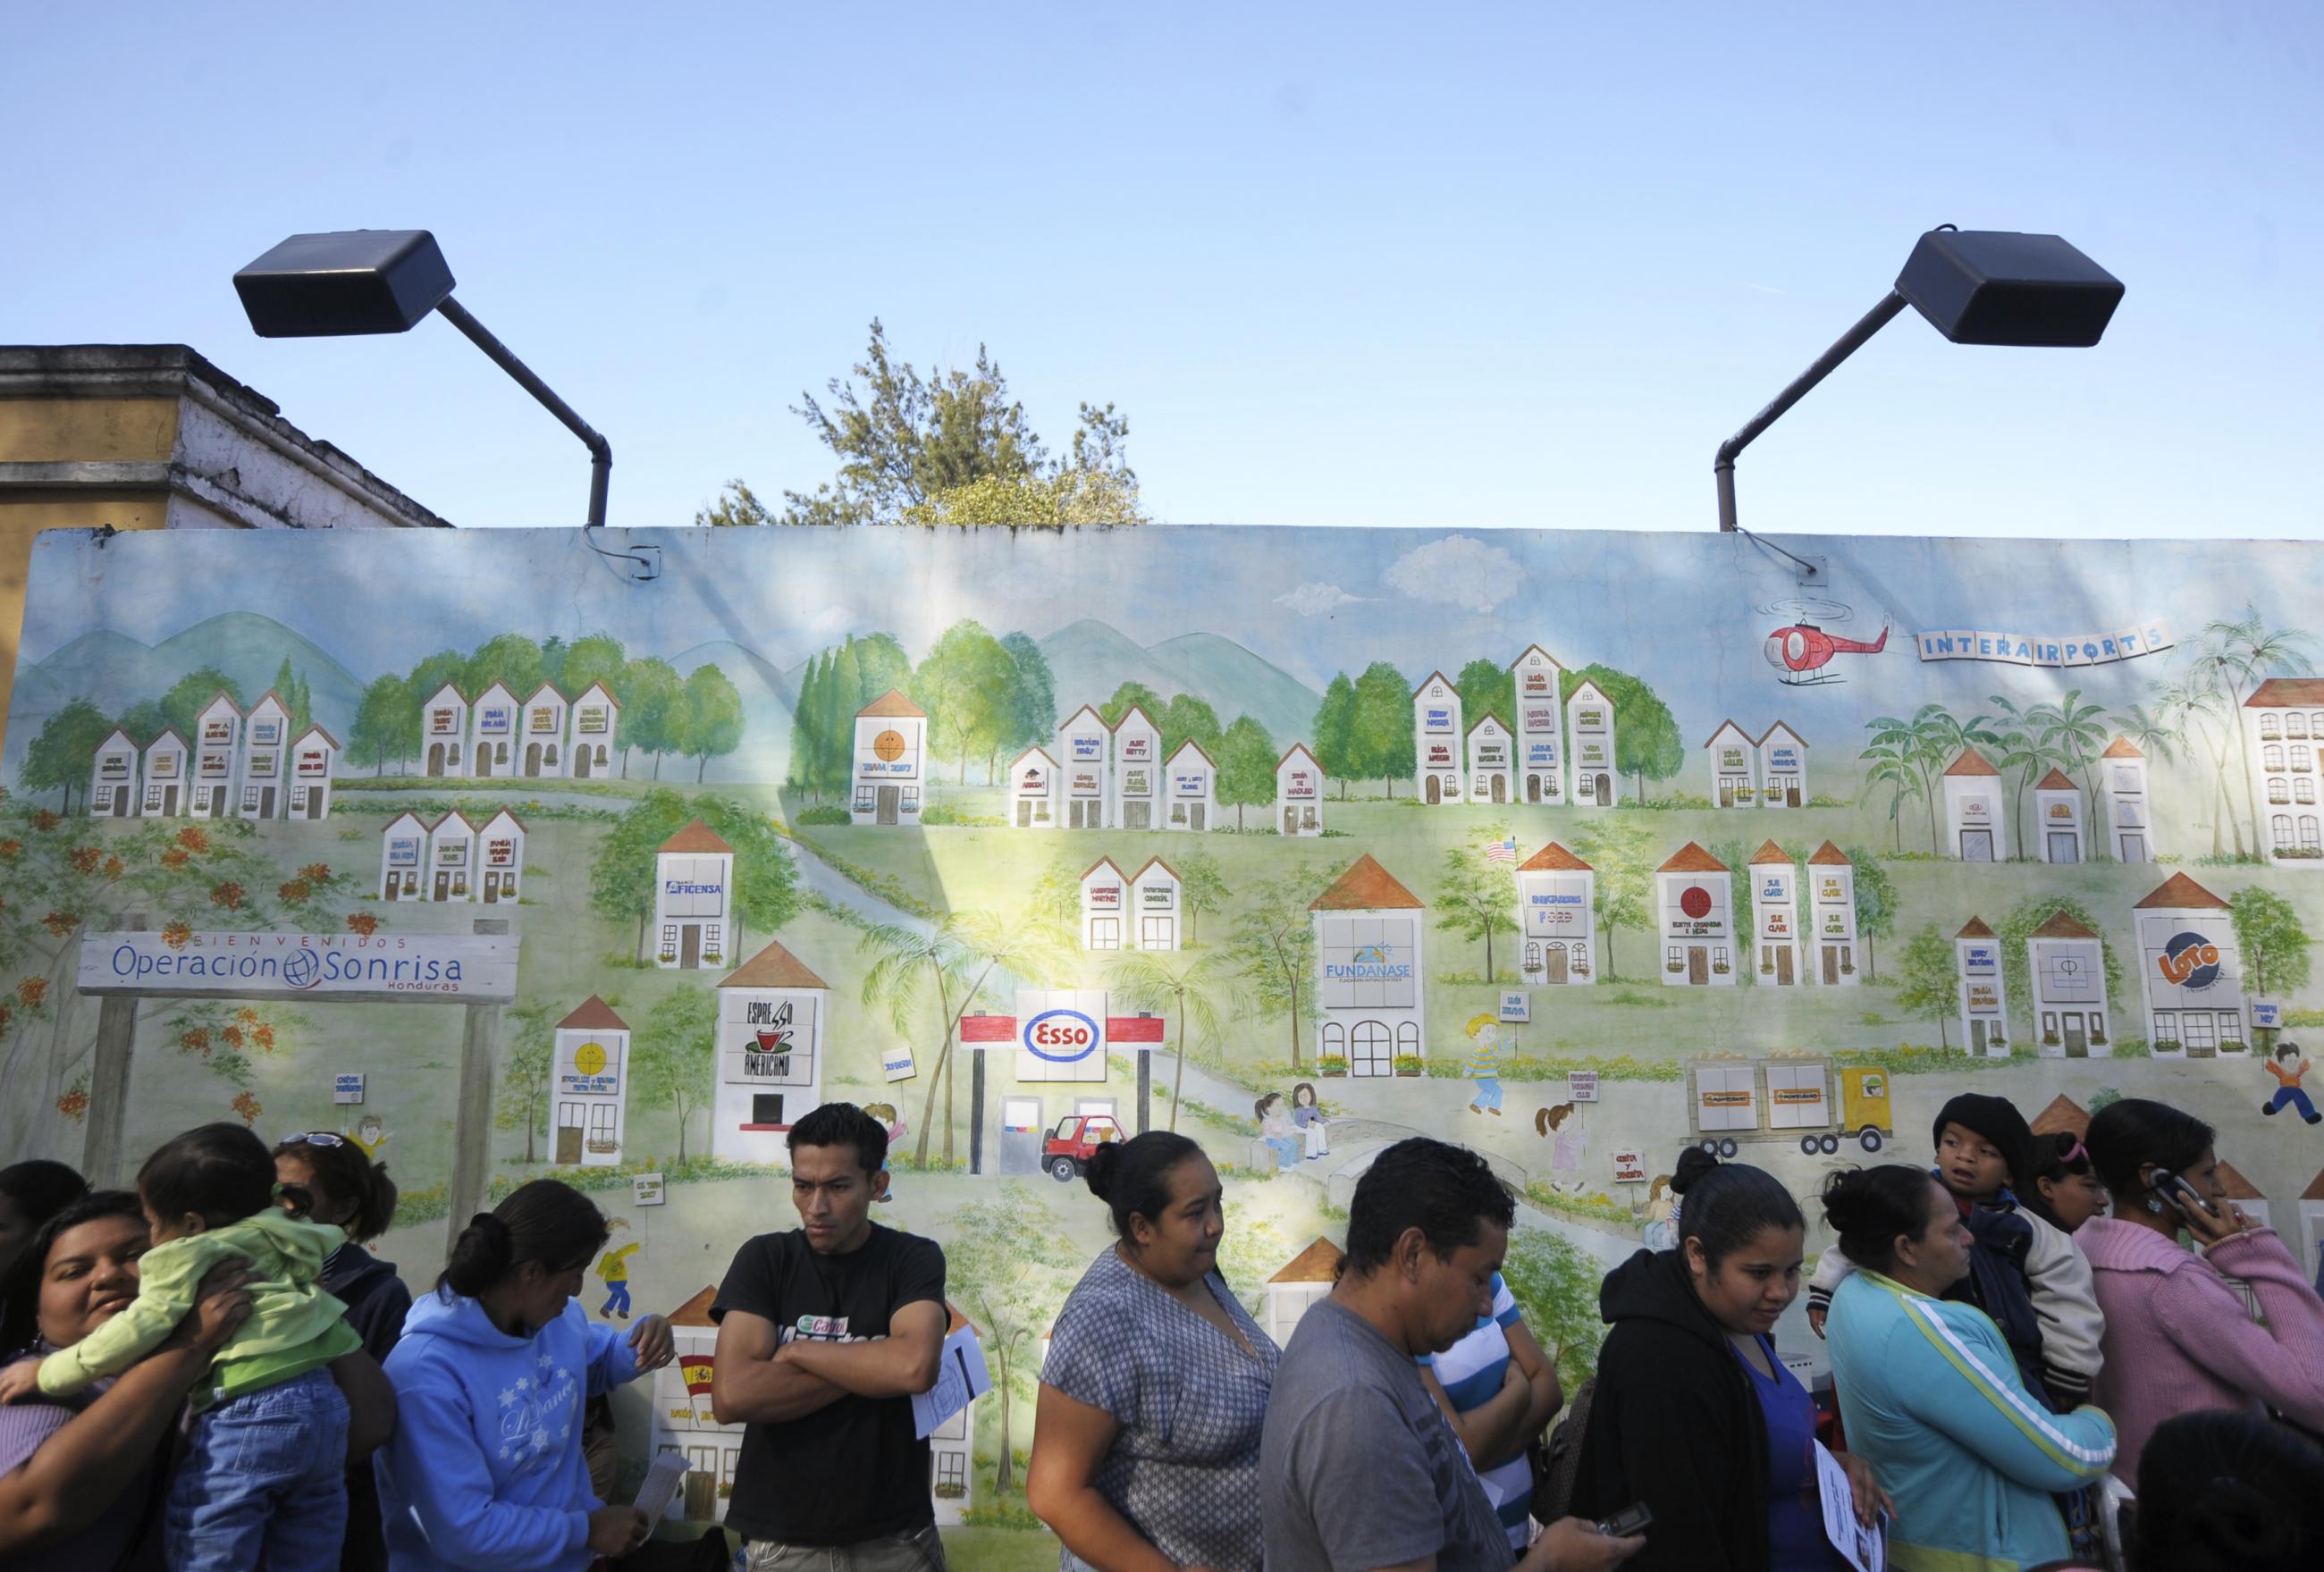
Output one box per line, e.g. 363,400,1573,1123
1485,836,1517,864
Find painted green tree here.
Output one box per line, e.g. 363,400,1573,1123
270,658,313,736
1106,949,1237,1130
20,700,115,813
2227,887,2311,1003
1158,693,1223,766
1499,1223,1605,1391
560,634,628,705
1216,716,1278,830
1311,673,1360,799
493,1004,556,1163
1435,825,1517,985
615,657,684,779
2190,606,2314,858
1894,924,1958,1048
998,632,1057,761
1351,662,1413,796
587,790,800,954
1453,658,1516,736
1570,815,1656,982
678,664,745,781
348,675,409,777
939,1188,1082,1495
1099,681,1166,731
464,634,546,707
159,668,245,744
1842,848,1897,982
1174,848,1230,945
914,620,1017,781
634,987,717,1163
1562,665,1683,802
1229,875,1321,1067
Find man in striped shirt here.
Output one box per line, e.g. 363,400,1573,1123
1418,1272,1563,1550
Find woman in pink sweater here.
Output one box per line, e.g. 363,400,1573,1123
2078,1097,2324,1484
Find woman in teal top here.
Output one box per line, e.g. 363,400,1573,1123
1820,1165,2117,1572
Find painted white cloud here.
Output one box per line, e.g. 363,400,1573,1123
1383,534,1527,613
1274,582,1372,617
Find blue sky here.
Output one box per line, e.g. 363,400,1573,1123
7,3,2320,538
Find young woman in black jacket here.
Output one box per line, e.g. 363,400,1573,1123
1571,1150,1888,1572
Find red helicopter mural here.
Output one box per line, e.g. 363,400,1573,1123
1759,600,1889,686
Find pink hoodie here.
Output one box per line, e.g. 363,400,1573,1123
2079,1218,2324,1484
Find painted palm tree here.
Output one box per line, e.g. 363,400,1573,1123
2156,678,2244,859
1864,712,1940,852
1986,696,2055,858
1104,948,1237,1132
2025,689,2109,845
1861,740,1924,853
2112,701,2182,769
2193,606,2316,858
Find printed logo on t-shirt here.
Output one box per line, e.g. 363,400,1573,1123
782,1313,886,1347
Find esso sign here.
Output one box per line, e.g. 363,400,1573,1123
1023,1009,1099,1063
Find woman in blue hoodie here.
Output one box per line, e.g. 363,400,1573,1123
375,1180,674,1571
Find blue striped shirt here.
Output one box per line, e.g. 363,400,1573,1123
1416,1272,1531,1547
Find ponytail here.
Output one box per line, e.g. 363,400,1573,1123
436,1180,606,1299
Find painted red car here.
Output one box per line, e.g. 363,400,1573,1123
1043,1114,1124,1181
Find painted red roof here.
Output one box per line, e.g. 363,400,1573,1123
2133,873,2228,911
1311,853,1426,911
293,724,343,750
557,995,628,1031
1944,747,2000,778
2214,1160,2264,1201
2030,911,2099,941
2303,1166,2324,1203
857,688,926,719
2101,736,2144,760
669,1284,720,1326
1657,842,1729,875
1808,841,1851,867
2247,678,2324,708
1276,743,1320,771
660,819,734,854
1080,856,1127,883
1269,1236,1346,1282
2035,768,2078,791
1956,916,1996,938
1518,842,1591,872
716,937,829,991
2029,1095,2089,1138
1133,856,1181,884
1747,840,1791,866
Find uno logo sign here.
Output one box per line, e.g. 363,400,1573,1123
2157,930,2222,990
1024,1009,1099,1063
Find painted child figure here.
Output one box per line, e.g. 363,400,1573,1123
1290,1080,1331,1159
1807,1092,2104,1413
1256,1092,1301,1171
595,1219,640,1319
0,1122,362,1572
1463,1013,1507,1116
2263,1041,2322,1125
864,1102,907,1201
1639,1173,1677,1251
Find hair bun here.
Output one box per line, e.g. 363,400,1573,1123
1083,1142,1123,1202
1671,1147,1719,1196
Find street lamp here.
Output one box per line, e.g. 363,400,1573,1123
233,230,612,528
1714,227,2124,533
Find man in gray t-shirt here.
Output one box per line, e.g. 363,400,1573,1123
1259,1139,1643,1572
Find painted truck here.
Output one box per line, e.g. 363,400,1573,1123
1688,1056,1891,1157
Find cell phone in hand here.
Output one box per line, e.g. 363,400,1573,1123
2158,1173,2216,1219
1595,1502,1653,1537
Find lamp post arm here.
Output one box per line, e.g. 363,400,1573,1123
434,295,612,528
1714,289,1907,532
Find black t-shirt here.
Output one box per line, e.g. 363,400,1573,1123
712,1223,948,1545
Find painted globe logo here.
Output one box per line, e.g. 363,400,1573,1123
2159,930,2222,991
1680,886,1713,920
281,948,323,990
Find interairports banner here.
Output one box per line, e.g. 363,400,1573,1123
5,520,2322,1537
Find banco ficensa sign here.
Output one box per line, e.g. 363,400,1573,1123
79,930,520,1002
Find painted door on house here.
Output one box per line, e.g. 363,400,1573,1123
2123,834,2148,862
877,785,899,825
1546,946,1568,985
427,744,444,777
1595,772,1612,804
556,1105,583,1164
1775,950,1794,986
1426,777,1441,804
2064,1013,2089,1057
1688,950,1708,986
1528,775,1542,803
574,749,592,778
1189,803,1205,830
1124,802,1149,829
2049,831,2079,862
432,871,450,901
1823,947,1839,984
1961,830,1994,862
1351,1021,1394,1076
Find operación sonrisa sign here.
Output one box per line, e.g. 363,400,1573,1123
79,931,520,1002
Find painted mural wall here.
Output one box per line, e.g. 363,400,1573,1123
5,522,2322,1547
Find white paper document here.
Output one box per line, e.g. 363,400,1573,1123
633,1447,689,1523
1814,1441,1886,1572
912,1324,993,1439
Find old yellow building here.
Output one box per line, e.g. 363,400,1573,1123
0,345,447,746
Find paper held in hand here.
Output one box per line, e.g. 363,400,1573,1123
913,1324,994,1440
633,1448,689,1523
1814,1441,1886,1572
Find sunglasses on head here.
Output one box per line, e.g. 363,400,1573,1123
282,1131,348,1149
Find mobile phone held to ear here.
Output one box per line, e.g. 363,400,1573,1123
2158,1173,2216,1218
1596,1502,1653,1537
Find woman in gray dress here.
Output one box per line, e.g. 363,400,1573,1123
1028,1131,1280,1572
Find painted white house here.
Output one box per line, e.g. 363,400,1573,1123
1276,744,1324,836
475,807,526,904
91,727,139,817
2028,911,2110,1057
378,811,427,900
1567,680,1617,807
1943,747,2009,862
1705,721,1758,808
2135,873,2248,1058
139,727,188,817
1111,705,1165,830
1466,715,1515,806
421,683,468,778
2034,768,2085,864
189,692,241,820
1007,746,1059,829
1057,704,1111,830
1166,740,1217,832
2101,736,2153,862
567,681,619,779
1657,843,1735,988
1131,857,1183,951
286,726,338,820
1759,722,1808,809
1412,671,1464,805
1510,645,1567,805
1080,856,1129,951
1748,842,1802,986
1263,1237,1345,1346
851,689,928,828
519,683,569,778
470,682,520,779
1958,917,2009,1056
238,691,292,820
2246,678,2324,866
928,1303,978,1523
1311,853,1428,1075
1515,841,1594,986
652,819,737,970
426,811,479,904
712,937,829,1160
552,996,630,1167
1807,842,1857,987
